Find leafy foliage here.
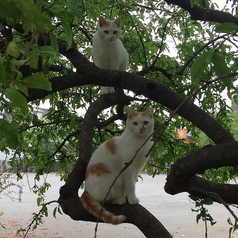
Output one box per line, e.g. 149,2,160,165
1,0,238,236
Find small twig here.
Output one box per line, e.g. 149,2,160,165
18,119,73,133
190,185,238,222
47,129,81,160
151,15,175,68
20,200,59,238
21,31,37,60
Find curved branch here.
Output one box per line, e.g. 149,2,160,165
27,64,235,145
165,142,238,204
58,194,172,238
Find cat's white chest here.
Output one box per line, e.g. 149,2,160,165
93,39,121,67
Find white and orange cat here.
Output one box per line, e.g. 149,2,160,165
81,107,154,224
92,16,129,95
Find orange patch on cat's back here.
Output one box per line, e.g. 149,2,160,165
85,162,110,180
105,138,117,155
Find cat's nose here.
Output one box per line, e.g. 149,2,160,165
139,127,145,132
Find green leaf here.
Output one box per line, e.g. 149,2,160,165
42,204,48,217
4,88,28,112
0,55,7,84
0,0,21,17
0,119,19,149
6,40,21,58
14,80,29,96
191,51,213,82
202,198,213,205
57,206,62,215
59,16,72,48
15,0,52,32
233,94,238,105
38,46,57,58
212,52,233,88
189,194,199,202
37,197,43,206
212,52,230,77
216,22,238,33
53,207,57,218
11,59,28,67
21,75,52,91
190,0,199,8
26,51,39,69
49,32,59,55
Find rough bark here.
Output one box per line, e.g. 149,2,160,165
58,194,172,238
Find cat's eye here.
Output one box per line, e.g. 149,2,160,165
104,30,109,34
133,122,138,125
113,31,117,34
143,121,149,125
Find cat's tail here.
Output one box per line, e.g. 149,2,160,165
81,190,126,225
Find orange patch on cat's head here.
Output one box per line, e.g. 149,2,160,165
105,138,117,155
127,107,153,119
99,16,110,27
85,162,110,180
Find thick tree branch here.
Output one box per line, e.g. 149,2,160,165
165,142,238,204
58,194,172,238
164,0,238,25
27,65,235,145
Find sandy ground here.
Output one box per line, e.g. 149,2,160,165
0,173,238,238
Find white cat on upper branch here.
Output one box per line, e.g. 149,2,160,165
92,16,129,95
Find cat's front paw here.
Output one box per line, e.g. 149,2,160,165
112,196,126,205
100,86,115,95
127,197,140,205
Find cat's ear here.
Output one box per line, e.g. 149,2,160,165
115,17,122,27
127,107,136,119
145,107,153,118
99,16,107,27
